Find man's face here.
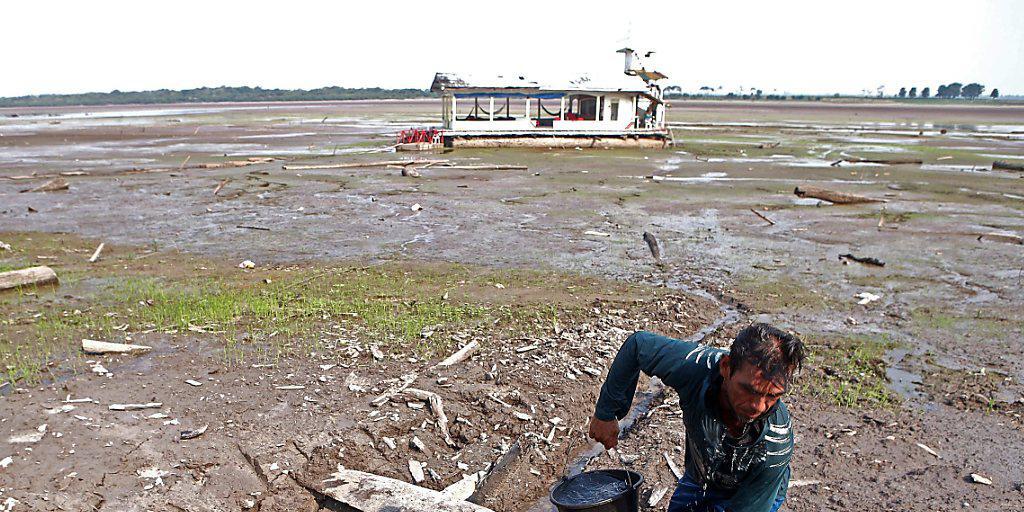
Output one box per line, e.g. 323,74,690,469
720,357,787,424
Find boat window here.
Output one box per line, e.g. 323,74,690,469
609,99,619,121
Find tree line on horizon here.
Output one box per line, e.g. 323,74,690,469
0,86,433,108
896,83,998,99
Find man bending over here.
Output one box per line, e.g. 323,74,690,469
589,323,805,512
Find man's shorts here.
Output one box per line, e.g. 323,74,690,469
667,473,785,512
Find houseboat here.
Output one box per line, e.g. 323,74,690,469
398,49,671,149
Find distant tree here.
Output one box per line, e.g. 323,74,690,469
898,87,907,98
991,88,1000,99
755,89,763,99
908,87,917,98
961,83,985,98
664,85,683,97
944,82,963,98
936,84,948,98
921,86,931,98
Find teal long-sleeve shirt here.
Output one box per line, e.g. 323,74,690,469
594,331,792,512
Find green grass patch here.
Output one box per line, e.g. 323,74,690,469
800,334,899,408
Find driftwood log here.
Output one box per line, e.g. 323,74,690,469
794,186,886,205
82,339,152,355
282,159,447,171
993,160,1024,172
20,177,69,193
840,158,923,165
317,469,494,512
0,266,58,291
642,231,663,264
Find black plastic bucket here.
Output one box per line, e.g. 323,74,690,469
549,469,644,512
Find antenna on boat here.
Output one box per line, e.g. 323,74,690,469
616,47,667,84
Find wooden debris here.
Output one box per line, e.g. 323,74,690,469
406,388,456,447
282,159,448,171
977,232,1023,245
382,437,397,450
838,253,885,267
788,479,822,488
642,231,663,264
236,225,271,231
180,424,208,440
648,486,670,507
84,243,106,264
515,343,539,354
434,340,479,368
840,157,923,165
213,178,230,195
916,442,940,458
317,468,494,511
749,208,775,226
370,345,385,360
794,185,886,205
185,379,203,387
409,436,428,452
408,460,425,484
663,452,682,479
82,339,152,355
109,403,162,411
436,165,527,171
469,441,521,503
275,385,305,390
512,411,533,421
969,473,992,485
371,374,417,406
20,177,69,193
584,230,611,237
993,160,1024,172
441,471,486,501
758,141,781,149
0,266,58,291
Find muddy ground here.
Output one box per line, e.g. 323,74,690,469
1,99,1023,511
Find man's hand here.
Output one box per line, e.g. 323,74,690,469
588,416,620,450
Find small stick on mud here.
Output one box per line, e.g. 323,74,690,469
236,225,271,231
434,340,479,368
371,374,417,406
89,242,105,263
213,179,230,195
178,155,191,170
749,208,775,226
663,451,682,479
82,339,152,354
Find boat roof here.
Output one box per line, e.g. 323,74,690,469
430,72,659,101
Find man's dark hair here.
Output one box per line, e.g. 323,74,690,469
729,323,805,386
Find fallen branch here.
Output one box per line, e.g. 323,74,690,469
282,159,448,171
794,185,886,205
0,266,59,291
20,177,69,193
109,403,162,411
371,374,417,406
993,160,1024,172
434,340,479,368
213,179,230,195
838,253,885,267
977,232,1023,245
749,208,775,226
434,165,527,171
840,157,923,165
406,388,456,447
82,339,152,355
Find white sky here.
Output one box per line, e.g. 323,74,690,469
4,0,1022,98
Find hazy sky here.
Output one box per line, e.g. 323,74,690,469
4,0,1022,97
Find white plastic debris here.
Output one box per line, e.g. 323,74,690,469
410,203,423,212
854,292,881,305
8,424,47,444
239,260,256,269
0,456,12,468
